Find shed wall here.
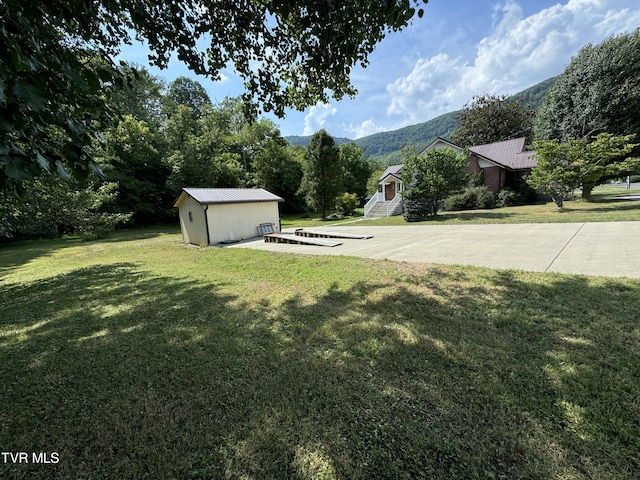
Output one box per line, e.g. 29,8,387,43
178,196,208,245
206,201,280,244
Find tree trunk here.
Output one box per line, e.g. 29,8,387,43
581,183,594,200
552,193,564,209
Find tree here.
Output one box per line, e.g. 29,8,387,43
367,168,385,197
339,143,372,205
527,133,640,208
451,94,535,147
166,106,244,191
401,147,468,220
108,64,166,128
536,29,640,142
100,116,172,224
163,77,211,120
299,130,342,219
251,141,305,213
0,175,129,240
1,0,427,189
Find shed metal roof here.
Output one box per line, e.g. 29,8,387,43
176,188,284,207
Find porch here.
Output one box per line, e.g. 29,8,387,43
365,168,404,218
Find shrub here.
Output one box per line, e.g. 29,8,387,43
474,186,496,209
403,193,432,221
335,192,359,216
445,186,495,211
514,179,537,204
496,188,519,207
496,182,537,208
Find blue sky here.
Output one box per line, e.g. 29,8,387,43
118,0,640,139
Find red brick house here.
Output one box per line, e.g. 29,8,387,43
365,137,537,217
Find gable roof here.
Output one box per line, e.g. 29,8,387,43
378,164,403,182
468,137,537,170
419,137,464,155
469,137,525,169
174,188,284,207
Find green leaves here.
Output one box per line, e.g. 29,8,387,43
402,147,468,218
452,94,535,147
529,133,639,207
2,0,429,190
300,130,342,219
536,28,640,142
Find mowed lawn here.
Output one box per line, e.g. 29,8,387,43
1,225,639,479
358,186,640,226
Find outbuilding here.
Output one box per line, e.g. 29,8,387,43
174,188,284,245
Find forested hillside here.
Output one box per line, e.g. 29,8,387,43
285,77,556,163
286,135,353,147
356,111,458,161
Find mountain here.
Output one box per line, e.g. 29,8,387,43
284,77,556,162
355,110,458,160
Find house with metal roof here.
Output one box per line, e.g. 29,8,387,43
364,137,537,217
174,188,284,245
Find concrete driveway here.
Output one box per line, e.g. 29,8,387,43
227,222,640,278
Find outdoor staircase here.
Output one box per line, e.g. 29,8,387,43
365,200,403,218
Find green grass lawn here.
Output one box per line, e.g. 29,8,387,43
280,211,365,229
1,227,639,479
357,186,640,226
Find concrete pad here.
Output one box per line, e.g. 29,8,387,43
546,222,640,278
228,222,640,279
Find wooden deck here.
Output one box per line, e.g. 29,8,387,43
294,229,373,240
264,233,342,247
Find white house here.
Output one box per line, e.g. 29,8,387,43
174,188,284,245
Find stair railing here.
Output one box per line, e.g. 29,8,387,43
386,193,403,216
364,191,382,217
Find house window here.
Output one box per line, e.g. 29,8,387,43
188,211,193,222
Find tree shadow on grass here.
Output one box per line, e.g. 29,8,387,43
0,236,85,277
97,224,181,243
570,203,640,213
0,260,639,479
442,211,520,222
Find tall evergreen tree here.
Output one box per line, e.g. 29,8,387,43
299,130,342,219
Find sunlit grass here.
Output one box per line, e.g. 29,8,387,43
1,228,639,479
280,210,365,229
358,186,640,225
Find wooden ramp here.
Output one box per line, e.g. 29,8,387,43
264,233,342,247
294,229,373,240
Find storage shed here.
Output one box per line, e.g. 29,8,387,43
174,188,284,245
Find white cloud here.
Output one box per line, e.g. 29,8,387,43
303,102,338,136
385,0,640,125
386,53,469,124
345,119,388,139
